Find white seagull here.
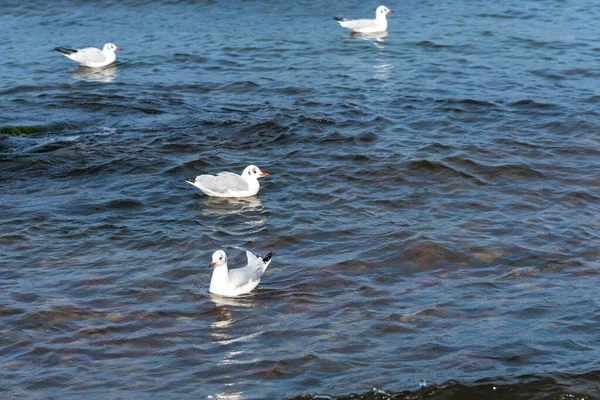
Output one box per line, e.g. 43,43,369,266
186,165,269,198
54,43,121,68
334,5,394,34
209,250,274,297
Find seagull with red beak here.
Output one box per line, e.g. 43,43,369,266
54,42,122,68
186,165,270,197
209,250,274,297
334,5,394,33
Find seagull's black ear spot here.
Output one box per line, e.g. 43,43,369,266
248,171,251,175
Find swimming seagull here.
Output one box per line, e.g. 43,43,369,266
209,250,274,297
54,43,121,68
334,5,394,34
186,165,269,198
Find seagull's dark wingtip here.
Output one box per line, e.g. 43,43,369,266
54,47,77,55
262,252,275,263
333,17,345,22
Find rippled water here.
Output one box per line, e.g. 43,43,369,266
2,0,600,398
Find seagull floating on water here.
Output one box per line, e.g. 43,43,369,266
186,165,269,198
209,249,274,297
54,43,121,68
334,5,393,34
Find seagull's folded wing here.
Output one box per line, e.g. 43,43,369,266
70,48,107,64
194,172,249,194
340,19,378,30
228,251,267,286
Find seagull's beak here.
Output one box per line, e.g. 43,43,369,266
259,172,270,177
209,261,216,268
115,47,122,51
388,9,394,14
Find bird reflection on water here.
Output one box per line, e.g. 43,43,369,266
351,30,388,43
197,196,268,235
71,65,118,82
199,196,264,216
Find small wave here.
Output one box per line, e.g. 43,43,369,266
134,107,165,114
103,199,144,211
172,53,210,64
410,40,454,50
241,120,287,135
446,157,547,182
437,98,499,109
220,81,261,93
404,159,484,183
401,239,471,270
478,12,532,19
32,139,79,153
0,85,44,96
508,99,561,110
292,372,597,399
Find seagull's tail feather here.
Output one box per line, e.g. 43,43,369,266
54,47,78,55
262,252,275,264
333,17,346,22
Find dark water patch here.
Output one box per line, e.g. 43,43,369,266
0,85,44,96
196,118,241,127
507,99,562,110
487,164,546,181
172,53,210,64
401,240,471,271
500,267,539,280
220,81,261,93
314,131,377,144
64,159,126,177
241,120,288,136
294,373,597,399
409,41,454,50
403,159,483,183
166,159,210,176
31,140,78,153
583,95,600,104
331,154,372,163
417,143,454,153
435,98,500,112
103,199,144,211
20,306,102,328
530,69,565,81
564,68,598,78
0,234,28,245
295,115,336,127
134,107,165,115
273,86,315,96
509,36,555,49
0,307,25,318
478,12,530,19
561,190,600,204
443,157,546,182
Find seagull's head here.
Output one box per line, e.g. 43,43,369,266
210,250,227,268
376,5,393,16
104,43,122,52
243,165,270,179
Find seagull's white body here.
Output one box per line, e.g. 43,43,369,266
186,165,269,198
209,250,274,297
54,43,121,68
335,5,394,33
